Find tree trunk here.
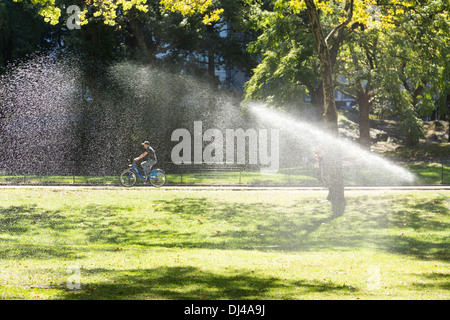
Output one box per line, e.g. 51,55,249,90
358,97,371,149
304,0,345,215
357,88,371,149
206,24,216,87
208,47,215,85
129,10,154,64
447,93,450,142
308,84,325,122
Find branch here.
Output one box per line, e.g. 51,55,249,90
336,87,357,100
357,80,367,95
154,40,185,55
324,0,353,46
329,23,346,69
368,96,376,104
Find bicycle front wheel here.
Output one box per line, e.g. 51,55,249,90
149,169,166,187
120,169,137,187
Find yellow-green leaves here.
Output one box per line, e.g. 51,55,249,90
160,0,224,25
14,0,61,25
13,0,149,26
17,0,223,27
202,8,224,25
87,0,149,26
286,0,417,32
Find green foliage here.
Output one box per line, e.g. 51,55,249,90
245,0,448,145
0,1,56,68
399,107,425,147
369,1,449,145
12,0,149,26
156,0,257,83
160,0,224,25
1,0,449,154
244,3,318,108
376,64,425,146
12,0,61,25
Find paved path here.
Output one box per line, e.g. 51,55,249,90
1,185,450,191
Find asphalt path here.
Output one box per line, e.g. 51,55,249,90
1,185,450,192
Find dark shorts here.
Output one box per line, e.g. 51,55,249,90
142,160,157,173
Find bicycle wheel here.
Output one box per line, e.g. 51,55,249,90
120,169,137,187
149,169,166,187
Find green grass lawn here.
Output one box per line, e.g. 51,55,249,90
1,158,449,186
167,169,320,186
405,163,450,185
0,187,448,300
0,170,320,186
1,162,448,186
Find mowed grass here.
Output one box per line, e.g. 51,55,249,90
1,161,448,187
0,187,448,300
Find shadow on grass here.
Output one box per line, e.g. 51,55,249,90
0,242,84,260
62,266,354,300
0,205,84,260
0,205,66,234
143,197,341,249
414,272,450,292
382,196,450,261
143,195,450,262
1,193,449,262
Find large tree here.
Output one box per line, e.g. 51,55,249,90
301,0,355,212
335,26,379,149
244,0,423,211
243,5,323,118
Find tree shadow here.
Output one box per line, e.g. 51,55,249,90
414,272,450,291
1,192,448,263
0,205,84,260
331,198,346,217
0,242,83,260
61,266,355,300
0,193,345,257
380,196,450,261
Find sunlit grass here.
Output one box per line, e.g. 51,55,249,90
406,163,450,185
2,162,448,186
0,188,448,299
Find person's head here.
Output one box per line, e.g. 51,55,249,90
142,141,150,149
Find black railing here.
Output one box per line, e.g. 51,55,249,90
0,160,449,186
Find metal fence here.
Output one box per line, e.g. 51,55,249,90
0,161,449,186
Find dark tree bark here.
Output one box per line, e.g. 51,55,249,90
447,93,450,142
206,23,216,86
129,11,154,64
356,84,372,149
304,0,353,215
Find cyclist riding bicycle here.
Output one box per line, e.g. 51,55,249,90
134,141,157,176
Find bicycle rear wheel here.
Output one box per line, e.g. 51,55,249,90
120,169,137,187
149,169,166,187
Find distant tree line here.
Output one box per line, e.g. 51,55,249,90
0,0,449,182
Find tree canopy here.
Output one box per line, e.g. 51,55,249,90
0,0,449,179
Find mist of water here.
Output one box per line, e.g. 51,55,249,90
0,52,416,186
0,54,249,176
248,103,415,186
0,54,82,175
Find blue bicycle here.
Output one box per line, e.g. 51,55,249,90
120,162,166,187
